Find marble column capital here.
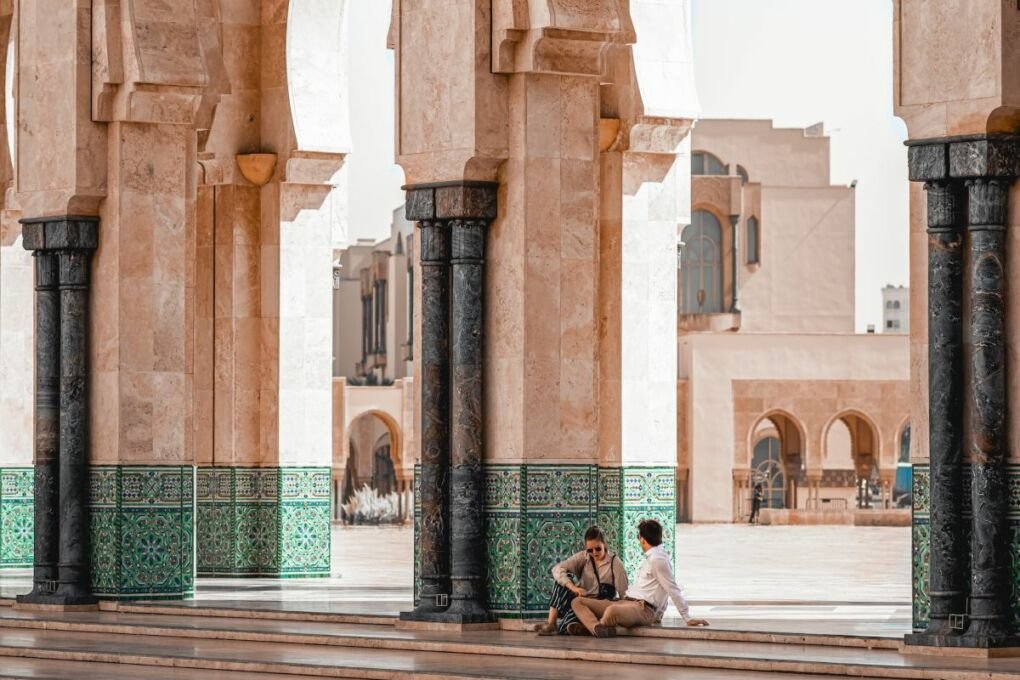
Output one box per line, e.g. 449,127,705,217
20,217,99,254
908,135,1020,182
404,181,498,223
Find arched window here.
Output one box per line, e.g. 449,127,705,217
736,164,750,184
746,216,760,265
893,300,901,310
692,152,727,176
681,211,724,314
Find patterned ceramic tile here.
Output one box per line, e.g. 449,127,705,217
0,468,34,568
412,464,678,617
910,464,1020,632
89,466,195,600
196,467,329,578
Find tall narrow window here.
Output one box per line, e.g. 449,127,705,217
681,211,724,314
746,216,760,265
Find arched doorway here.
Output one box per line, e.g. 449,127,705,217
744,412,806,517
681,211,724,314
340,412,407,525
825,411,881,510
751,436,786,508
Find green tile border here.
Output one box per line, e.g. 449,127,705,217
0,467,33,568
413,464,677,617
196,467,330,578
89,466,195,600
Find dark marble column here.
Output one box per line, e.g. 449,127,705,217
400,181,497,624
21,252,60,601
729,215,741,313
54,242,97,604
963,177,1013,644
16,217,98,607
445,217,494,622
904,135,1020,649
923,180,967,637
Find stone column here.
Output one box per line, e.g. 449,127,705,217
447,193,497,623
924,182,967,638
729,215,741,313
964,177,1013,644
25,251,59,598
403,188,452,618
17,217,98,606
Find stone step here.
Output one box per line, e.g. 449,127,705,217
0,625,907,680
106,601,901,650
0,611,1013,679
0,656,317,680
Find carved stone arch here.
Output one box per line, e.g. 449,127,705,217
285,0,351,155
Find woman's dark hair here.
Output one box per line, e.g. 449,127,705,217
584,526,606,544
638,519,663,546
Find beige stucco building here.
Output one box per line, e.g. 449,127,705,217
679,120,910,524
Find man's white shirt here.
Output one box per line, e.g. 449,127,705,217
625,545,691,623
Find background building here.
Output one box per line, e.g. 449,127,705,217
882,285,909,334
678,120,910,523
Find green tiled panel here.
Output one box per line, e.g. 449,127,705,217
911,463,1020,632
196,467,330,578
410,463,678,617
89,466,195,600
0,468,34,568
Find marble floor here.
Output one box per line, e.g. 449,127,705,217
0,523,912,638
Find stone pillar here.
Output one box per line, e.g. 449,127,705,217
905,136,1020,649
447,196,497,622
402,181,497,623
26,252,59,596
18,217,99,606
729,215,741,313
403,190,452,618
964,176,1013,644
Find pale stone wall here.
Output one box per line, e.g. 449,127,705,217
0,216,31,466
681,333,909,522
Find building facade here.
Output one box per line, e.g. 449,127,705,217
680,120,910,523
882,285,909,333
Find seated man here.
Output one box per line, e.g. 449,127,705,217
571,519,709,637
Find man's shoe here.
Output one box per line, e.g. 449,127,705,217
592,624,617,638
565,622,588,636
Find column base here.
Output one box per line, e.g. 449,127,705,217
196,467,331,578
15,594,98,610
398,610,498,629
904,632,1020,656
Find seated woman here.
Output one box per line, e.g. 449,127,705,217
534,526,628,636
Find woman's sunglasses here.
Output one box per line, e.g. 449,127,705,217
586,546,605,554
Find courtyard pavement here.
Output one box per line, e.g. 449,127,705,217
0,523,912,637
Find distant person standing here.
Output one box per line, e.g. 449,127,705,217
749,483,764,524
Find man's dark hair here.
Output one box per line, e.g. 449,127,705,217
584,526,606,544
638,519,663,547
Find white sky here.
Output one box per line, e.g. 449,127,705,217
347,1,405,244
692,0,909,332
347,0,909,332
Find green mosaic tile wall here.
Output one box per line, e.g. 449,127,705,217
0,468,33,568
413,464,676,617
196,467,330,578
911,463,1020,632
89,466,195,600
